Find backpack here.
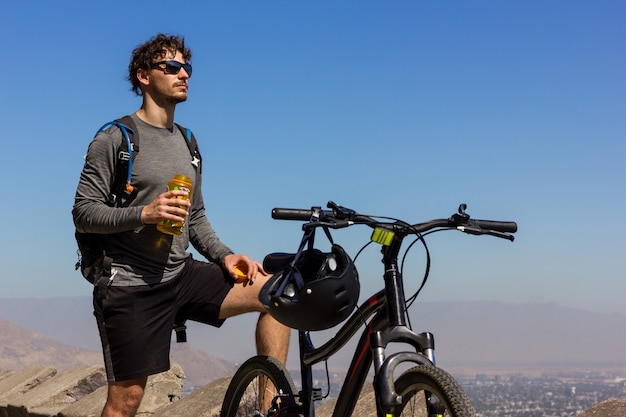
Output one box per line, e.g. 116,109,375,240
74,115,202,287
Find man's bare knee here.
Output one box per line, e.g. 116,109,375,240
219,277,268,319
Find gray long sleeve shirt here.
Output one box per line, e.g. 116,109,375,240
73,114,233,286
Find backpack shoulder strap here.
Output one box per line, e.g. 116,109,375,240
175,123,202,172
96,115,139,204
114,115,139,195
117,115,138,151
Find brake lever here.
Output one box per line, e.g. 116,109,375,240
302,219,352,230
327,201,356,219
484,230,515,241
456,226,515,242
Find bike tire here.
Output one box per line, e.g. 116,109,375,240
393,365,476,417
220,355,298,417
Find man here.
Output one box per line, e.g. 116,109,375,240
73,33,290,417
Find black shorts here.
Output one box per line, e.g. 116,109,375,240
93,257,234,381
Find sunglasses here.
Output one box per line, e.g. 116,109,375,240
149,60,192,77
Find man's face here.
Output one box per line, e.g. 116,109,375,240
145,50,191,104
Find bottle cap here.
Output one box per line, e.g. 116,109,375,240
233,265,248,282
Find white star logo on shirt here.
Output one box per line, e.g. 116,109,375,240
191,156,200,167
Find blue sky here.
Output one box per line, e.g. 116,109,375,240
0,1,624,317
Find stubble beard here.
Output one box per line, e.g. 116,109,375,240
172,95,188,104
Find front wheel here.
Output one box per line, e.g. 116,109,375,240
393,365,476,417
220,355,299,417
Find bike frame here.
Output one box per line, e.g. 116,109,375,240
292,227,439,417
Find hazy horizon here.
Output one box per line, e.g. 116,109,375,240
2,296,624,371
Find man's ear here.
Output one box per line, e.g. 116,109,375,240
136,68,150,87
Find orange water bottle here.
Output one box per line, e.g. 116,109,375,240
157,174,193,235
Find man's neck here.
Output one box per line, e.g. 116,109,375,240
135,99,175,128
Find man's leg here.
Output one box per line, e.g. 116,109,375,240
101,377,147,417
94,281,178,417
219,275,290,364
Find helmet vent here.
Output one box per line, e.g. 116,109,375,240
335,286,347,297
284,283,297,298
338,302,350,312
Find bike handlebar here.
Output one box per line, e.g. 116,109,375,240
272,208,332,221
271,201,517,241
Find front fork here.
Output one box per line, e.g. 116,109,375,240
371,327,442,416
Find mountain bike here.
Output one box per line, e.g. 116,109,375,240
220,201,517,417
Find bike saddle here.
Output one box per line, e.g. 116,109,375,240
263,252,297,274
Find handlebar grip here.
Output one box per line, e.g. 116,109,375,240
271,208,312,220
473,219,518,233
271,208,333,221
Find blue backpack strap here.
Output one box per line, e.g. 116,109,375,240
96,116,138,204
175,123,202,172
116,115,139,193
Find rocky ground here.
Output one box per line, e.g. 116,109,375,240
578,398,626,417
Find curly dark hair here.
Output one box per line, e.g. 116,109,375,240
128,33,192,96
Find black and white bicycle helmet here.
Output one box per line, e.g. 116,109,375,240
259,244,360,331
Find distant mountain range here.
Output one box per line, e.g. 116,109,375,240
1,297,625,385
0,316,236,388
0,317,101,370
